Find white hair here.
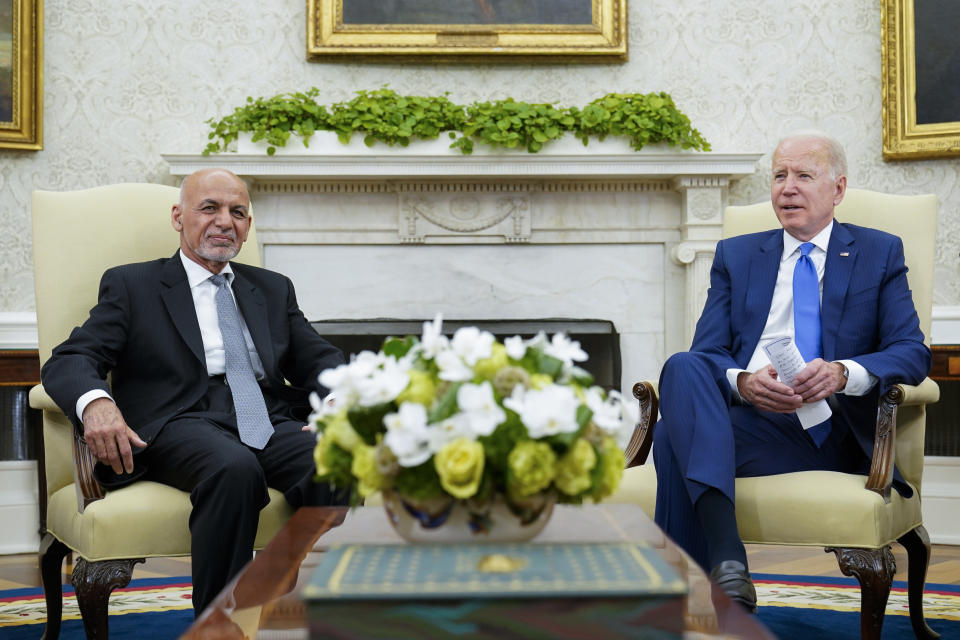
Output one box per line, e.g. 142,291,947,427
776,130,847,180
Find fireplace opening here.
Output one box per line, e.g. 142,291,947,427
311,318,621,390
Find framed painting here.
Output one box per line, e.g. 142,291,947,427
882,0,960,160
307,0,626,62
0,0,41,150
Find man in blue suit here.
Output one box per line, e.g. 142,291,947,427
652,132,930,612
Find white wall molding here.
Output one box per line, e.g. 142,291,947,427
0,312,38,349
931,306,960,345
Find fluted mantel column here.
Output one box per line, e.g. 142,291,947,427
671,177,729,345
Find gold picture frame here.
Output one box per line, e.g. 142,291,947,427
0,0,41,150
307,0,626,62
881,0,960,160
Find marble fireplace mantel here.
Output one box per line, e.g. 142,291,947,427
163,147,762,390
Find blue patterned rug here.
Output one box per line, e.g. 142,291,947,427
754,573,960,639
0,574,957,639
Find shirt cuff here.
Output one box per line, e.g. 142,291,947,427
726,368,748,402
836,359,877,396
76,389,114,423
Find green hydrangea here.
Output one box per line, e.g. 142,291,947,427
396,368,436,406
555,438,597,496
323,410,362,453
351,443,388,497
590,436,626,500
474,342,509,381
507,440,556,498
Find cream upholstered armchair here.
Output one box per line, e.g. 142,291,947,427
614,188,940,640
29,184,294,639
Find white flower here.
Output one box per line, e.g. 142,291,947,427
319,351,411,407
457,381,506,436
544,332,588,366
504,335,527,360
585,387,638,449
435,349,474,382
426,412,474,452
504,383,581,438
585,387,624,432
450,326,494,366
383,402,432,467
419,312,449,360
617,396,640,451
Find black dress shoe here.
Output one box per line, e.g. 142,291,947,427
709,560,758,614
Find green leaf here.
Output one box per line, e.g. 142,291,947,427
346,402,394,445
427,382,462,423
382,336,416,359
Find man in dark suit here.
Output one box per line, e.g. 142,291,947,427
652,132,930,612
41,168,346,613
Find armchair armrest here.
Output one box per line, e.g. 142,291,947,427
624,381,659,467
865,377,938,503
897,377,939,406
28,383,105,511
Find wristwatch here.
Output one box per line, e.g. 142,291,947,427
835,361,849,389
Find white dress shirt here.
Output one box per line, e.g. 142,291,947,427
76,250,265,422
726,221,877,401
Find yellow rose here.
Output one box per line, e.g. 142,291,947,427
323,410,362,453
396,369,437,406
434,437,485,499
351,443,387,498
507,440,556,498
555,438,598,496
474,343,509,381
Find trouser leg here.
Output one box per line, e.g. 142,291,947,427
143,419,269,615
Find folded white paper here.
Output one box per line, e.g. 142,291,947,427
761,336,832,428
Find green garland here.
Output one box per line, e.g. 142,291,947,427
203,87,710,156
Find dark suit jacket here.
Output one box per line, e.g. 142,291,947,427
41,253,344,447
690,221,931,479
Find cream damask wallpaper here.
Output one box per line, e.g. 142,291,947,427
1,0,958,312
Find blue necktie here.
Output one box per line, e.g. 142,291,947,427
210,274,274,449
793,242,831,446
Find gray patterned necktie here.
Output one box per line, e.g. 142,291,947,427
209,273,273,449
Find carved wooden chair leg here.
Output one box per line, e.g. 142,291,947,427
826,546,896,640
38,533,71,640
72,557,144,640
897,525,940,640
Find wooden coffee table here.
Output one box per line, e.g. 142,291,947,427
181,504,775,639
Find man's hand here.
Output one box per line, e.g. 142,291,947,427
81,398,147,475
790,358,847,403
737,365,803,413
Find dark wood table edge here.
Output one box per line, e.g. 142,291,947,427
181,505,775,640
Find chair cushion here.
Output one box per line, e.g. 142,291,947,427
47,481,294,562
613,465,923,548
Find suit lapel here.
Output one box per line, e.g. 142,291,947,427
231,267,277,381
739,231,782,364
821,222,856,360
159,254,206,368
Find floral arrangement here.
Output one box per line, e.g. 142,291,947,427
309,315,637,529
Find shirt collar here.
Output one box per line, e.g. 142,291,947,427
179,249,234,288
782,220,833,260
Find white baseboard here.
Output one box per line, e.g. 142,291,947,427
0,461,40,554
921,456,960,545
